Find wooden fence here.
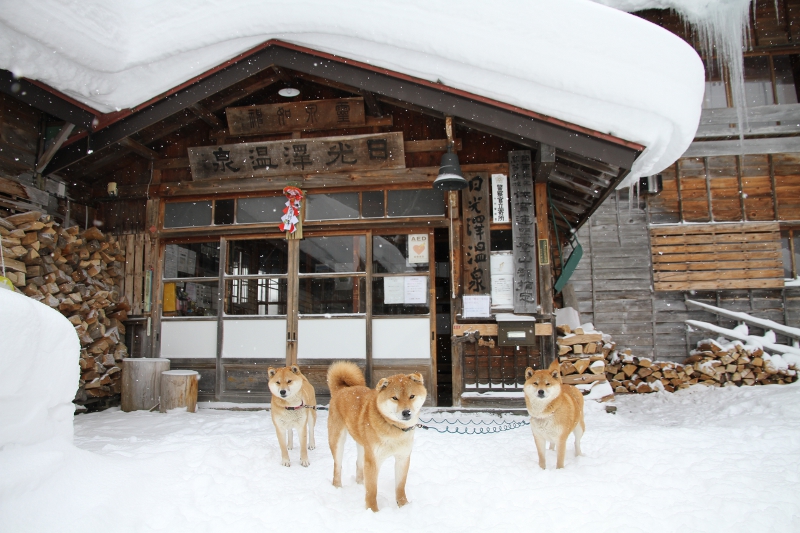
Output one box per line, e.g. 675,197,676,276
118,232,157,316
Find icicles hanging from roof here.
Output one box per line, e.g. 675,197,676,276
677,0,753,138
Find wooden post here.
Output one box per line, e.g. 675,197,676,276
451,331,480,407
535,181,555,366
159,370,200,413
121,358,171,412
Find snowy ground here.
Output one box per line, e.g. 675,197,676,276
2,384,799,533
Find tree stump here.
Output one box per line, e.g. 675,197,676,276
159,370,200,413
121,358,170,412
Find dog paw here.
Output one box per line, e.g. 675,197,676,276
397,498,409,507
308,444,315,450
281,459,291,467
300,458,310,467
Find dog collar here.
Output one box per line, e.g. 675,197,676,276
392,423,415,432
284,401,304,410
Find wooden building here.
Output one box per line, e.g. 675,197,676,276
1,39,647,407
572,1,800,363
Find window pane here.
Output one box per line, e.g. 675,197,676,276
164,201,212,228
306,192,359,220
164,242,219,278
214,199,235,225
299,235,366,274
744,56,774,106
225,278,287,316
373,234,430,273
362,191,384,218
371,278,429,315
774,55,799,105
227,239,288,275
298,277,366,314
162,280,219,317
237,196,285,224
387,189,444,217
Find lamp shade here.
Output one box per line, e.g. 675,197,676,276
433,152,467,191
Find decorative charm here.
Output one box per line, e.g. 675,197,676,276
280,186,304,239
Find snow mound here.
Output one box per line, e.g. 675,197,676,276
0,289,79,448
0,0,704,183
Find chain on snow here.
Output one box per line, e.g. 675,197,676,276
415,417,529,434
296,405,530,434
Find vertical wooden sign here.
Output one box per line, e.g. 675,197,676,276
461,172,492,296
508,151,537,313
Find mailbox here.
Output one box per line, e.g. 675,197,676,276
496,314,553,346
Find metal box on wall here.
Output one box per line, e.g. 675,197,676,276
497,319,537,346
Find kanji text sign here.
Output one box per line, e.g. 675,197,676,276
187,132,405,180
226,98,366,135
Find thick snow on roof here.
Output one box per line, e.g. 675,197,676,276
0,0,704,181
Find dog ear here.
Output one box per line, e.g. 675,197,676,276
548,359,561,379
267,367,276,378
408,373,424,385
377,378,389,391
525,367,534,379
290,364,300,375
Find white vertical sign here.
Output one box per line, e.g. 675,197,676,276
492,173,509,223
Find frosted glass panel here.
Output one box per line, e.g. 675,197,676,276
222,319,287,359
161,320,217,358
297,318,366,359
372,318,430,359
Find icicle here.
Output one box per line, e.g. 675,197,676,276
677,0,753,142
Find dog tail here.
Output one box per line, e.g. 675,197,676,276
327,361,366,394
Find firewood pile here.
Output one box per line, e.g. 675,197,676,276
1,210,129,408
557,324,798,395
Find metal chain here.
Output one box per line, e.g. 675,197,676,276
416,417,530,434
297,406,530,435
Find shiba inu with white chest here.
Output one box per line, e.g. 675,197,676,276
326,361,427,512
524,360,585,469
267,365,317,467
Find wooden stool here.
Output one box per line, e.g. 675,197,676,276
159,370,200,413
121,358,170,412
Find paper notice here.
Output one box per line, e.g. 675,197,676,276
463,294,491,318
384,277,404,304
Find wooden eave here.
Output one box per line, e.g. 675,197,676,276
3,40,642,232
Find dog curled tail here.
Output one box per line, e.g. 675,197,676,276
327,361,366,394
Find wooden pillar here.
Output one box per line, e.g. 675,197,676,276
448,190,463,407
535,181,555,366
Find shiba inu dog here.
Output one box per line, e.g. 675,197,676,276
327,361,427,512
267,365,317,467
524,360,585,469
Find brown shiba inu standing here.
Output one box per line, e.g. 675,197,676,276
267,365,317,467
326,361,427,512
524,360,585,469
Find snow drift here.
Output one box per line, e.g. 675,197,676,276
0,0,704,183
0,288,79,448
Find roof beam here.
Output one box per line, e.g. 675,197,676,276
0,69,95,129
118,137,161,160
534,143,555,183
35,122,75,173
188,103,226,130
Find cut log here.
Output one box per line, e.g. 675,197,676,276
121,358,171,412
159,370,200,413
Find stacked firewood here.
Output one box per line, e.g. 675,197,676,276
557,324,798,395
556,325,613,398
1,210,129,407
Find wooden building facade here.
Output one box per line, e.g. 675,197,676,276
1,41,644,407
571,1,800,363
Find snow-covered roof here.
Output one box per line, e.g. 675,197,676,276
0,0,704,182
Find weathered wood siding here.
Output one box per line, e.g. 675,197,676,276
575,189,800,364
0,93,40,177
